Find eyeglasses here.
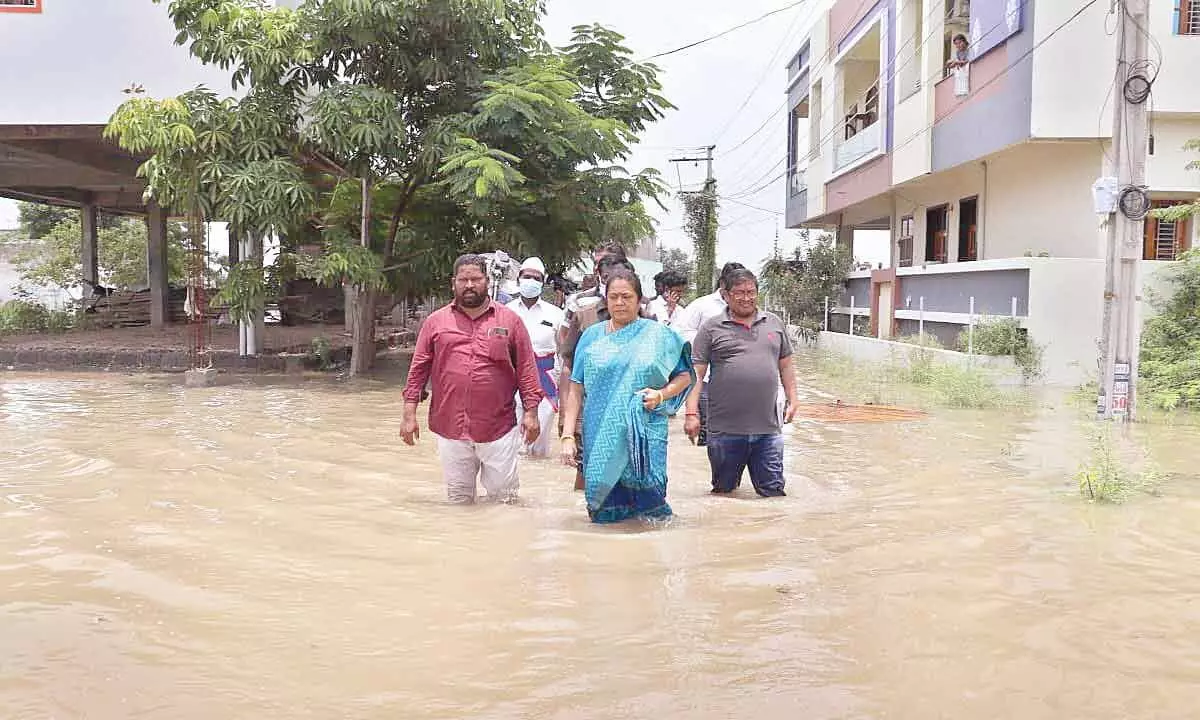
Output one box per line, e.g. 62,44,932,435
728,291,758,300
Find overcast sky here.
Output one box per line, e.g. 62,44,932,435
1,0,888,267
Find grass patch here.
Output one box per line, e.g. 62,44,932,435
1076,427,1163,503
808,348,1030,411
0,300,77,335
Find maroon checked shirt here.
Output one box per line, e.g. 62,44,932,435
402,301,543,443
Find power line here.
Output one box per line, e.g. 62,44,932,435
642,0,810,61
711,2,811,145
719,195,784,215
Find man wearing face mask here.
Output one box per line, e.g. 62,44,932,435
506,256,565,458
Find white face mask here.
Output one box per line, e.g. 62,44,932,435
518,278,543,299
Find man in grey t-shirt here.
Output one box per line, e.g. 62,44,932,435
685,268,798,497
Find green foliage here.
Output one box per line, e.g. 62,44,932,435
814,348,1027,411
12,217,188,295
683,189,718,295
1076,427,1162,503
16,202,123,239
660,247,693,280
106,0,670,364
957,317,1044,381
306,335,334,371
214,259,268,323
1140,249,1200,411
0,300,76,334
761,234,852,337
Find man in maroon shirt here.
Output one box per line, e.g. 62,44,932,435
400,254,543,503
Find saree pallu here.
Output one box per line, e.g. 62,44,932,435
570,319,695,524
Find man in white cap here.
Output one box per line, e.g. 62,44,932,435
506,256,565,458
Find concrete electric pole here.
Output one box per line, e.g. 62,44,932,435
1097,0,1151,422
669,145,718,290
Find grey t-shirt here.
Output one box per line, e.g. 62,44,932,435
692,310,793,436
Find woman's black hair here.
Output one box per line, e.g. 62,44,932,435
604,267,644,300
953,33,968,44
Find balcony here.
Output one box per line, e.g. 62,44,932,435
834,119,881,173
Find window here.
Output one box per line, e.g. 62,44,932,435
925,206,948,263
1143,202,1193,260
1178,0,1200,34
958,196,978,262
898,216,914,267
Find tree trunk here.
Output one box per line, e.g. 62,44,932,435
347,285,376,376
349,178,375,377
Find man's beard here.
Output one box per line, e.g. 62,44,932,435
458,290,486,308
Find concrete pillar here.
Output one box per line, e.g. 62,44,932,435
81,202,99,288
146,200,169,328
236,233,264,356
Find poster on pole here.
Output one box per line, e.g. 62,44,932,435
0,0,42,12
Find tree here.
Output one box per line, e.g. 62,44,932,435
1139,249,1200,410
17,201,122,239
760,232,851,337
13,216,188,297
107,1,669,376
660,247,693,280
683,189,718,294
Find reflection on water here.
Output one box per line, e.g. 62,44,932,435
2,360,1200,719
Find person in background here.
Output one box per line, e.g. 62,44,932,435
400,254,543,504
670,261,746,446
946,33,969,69
559,268,695,523
559,242,627,345
558,256,646,489
648,270,689,327
686,269,798,497
506,256,565,458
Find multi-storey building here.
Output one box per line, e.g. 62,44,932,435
785,0,1200,383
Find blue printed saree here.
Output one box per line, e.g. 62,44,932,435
570,318,695,524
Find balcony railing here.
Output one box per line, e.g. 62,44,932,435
834,120,881,172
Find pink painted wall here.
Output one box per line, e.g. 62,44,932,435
825,155,892,215
828,0,879,51
934,42,1010,123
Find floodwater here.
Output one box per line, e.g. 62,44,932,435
2,359,1199,719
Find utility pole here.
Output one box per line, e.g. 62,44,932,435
1097,0,1151,422
670,145,718,291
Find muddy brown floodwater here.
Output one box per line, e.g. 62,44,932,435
2,358,1200,719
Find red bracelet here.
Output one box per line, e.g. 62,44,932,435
685,412,699,417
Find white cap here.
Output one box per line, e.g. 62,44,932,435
520,256,546,275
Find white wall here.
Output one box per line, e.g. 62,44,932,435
0,0,238,124
1147,1,1200,115
1029,0,1115,139
984,142,1106,259
1146,117,1200,192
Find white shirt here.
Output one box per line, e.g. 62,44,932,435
672,291,727,344
507,297,565,356
648,296,685,326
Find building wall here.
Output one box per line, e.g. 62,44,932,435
983,141,1105,259
1142,1,1200,115
931,0,1034,171
1147,117,1200,191
0,0,242,125
1028,0,1113,139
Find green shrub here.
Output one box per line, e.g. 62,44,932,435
957,316,1044,381
1076,428,1162,503
1140,250,1200,411
0,300,76,334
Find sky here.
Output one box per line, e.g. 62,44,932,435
0,0,890,269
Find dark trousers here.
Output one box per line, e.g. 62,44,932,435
706,432,786,497
697,382,710,447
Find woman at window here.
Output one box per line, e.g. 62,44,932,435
559,269,695,524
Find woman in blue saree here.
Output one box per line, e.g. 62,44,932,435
559,269,695,523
